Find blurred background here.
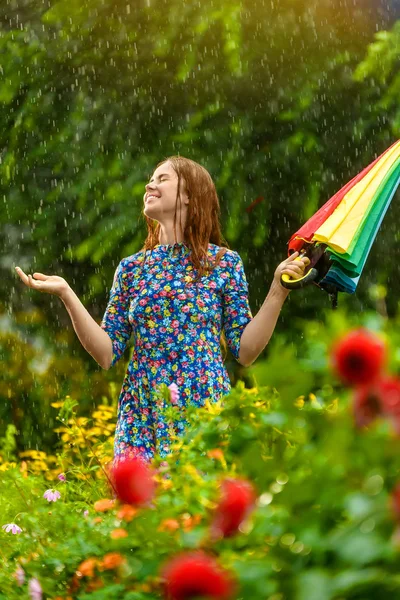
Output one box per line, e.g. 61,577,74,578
2,0,400,453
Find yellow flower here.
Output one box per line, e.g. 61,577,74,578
159,479,173,491
50,401,64,409
183,464,203,484
31,460,49,472
88,427,103,436
19,450,47,460
294,396,305,408
98,404,115,412
204,399,223,415
0,462,16,471
92,411,113,421
327,398,339,413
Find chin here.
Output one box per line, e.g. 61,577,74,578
143,206,159,219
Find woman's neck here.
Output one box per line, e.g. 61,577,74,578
158,223,185,245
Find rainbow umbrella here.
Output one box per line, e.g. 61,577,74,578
281,139,400,305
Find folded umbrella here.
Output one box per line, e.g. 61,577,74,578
282,139,400,305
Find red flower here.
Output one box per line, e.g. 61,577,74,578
331,329,386,386
377,376,400,421
353,376,400,432
353,385,382,428
111,457,156,506
211,478,256,539
162,551,235,600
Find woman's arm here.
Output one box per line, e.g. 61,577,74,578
14,267,113,370
60,286,113,370
238,252,309,367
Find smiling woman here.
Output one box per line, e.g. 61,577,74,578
14,156,309,464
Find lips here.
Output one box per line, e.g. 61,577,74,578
145,194,160,202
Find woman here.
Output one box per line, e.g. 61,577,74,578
15,156,309,464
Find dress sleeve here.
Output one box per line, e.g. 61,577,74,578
100,260,132,368
222,252,253,361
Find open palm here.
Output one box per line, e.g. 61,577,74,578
15,267,69,298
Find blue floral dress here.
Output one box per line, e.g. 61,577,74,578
101,242,253,463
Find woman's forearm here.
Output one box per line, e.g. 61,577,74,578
60,286,113,370
238,281,289,367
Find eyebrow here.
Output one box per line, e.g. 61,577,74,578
148,173,170,183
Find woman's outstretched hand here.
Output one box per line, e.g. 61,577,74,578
273,252,310,290
14,267,69,299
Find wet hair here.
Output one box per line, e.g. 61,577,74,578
141,156,229,280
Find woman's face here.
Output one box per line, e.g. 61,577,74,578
143,161,189,221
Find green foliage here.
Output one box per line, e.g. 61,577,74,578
3,1,400,596
2,313,400,597
2,0,399,339
0,310,126,452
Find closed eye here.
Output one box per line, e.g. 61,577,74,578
148,173,170,184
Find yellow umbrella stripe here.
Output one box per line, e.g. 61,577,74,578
312,140,400,253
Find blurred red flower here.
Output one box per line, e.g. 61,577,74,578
111,457,156,506
162,551,235,600
331,329,386,386
354,376,400,432
377,377,400,423
353,385,382,428
211,478,256,539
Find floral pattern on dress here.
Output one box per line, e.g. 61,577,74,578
100,242,253,463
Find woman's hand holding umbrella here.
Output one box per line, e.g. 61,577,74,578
238,252,311,366
275,252,311,291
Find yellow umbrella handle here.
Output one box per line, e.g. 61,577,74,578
280,256,318,290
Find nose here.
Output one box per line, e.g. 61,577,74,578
145,182,157,193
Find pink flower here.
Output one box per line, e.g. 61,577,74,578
14,564,25,586
168,383,180,405
28,577,42,600
43,489,61,502
2,523,22,534
58,473,66,482
83,509,89,518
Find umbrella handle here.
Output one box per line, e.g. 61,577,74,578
280,257,319,289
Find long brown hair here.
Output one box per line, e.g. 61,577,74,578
141,156,229,279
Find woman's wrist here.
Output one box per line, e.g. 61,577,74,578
270,279,290,301
59,284,73,303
